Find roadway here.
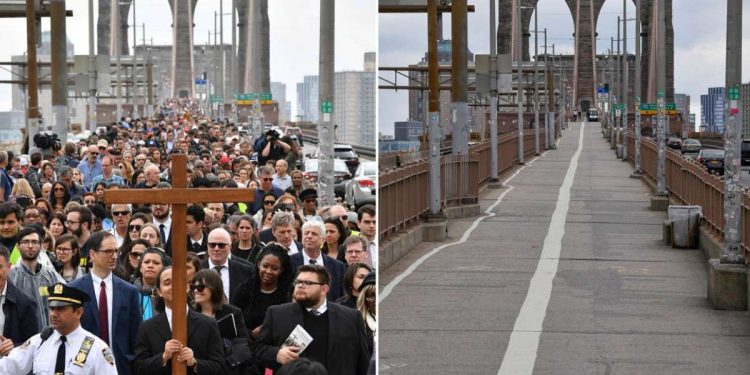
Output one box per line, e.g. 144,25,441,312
379,121,750,374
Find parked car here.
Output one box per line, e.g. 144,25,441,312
303,159,352,198
666,137,683,150
344,161,377,210
696,149,725,175
742,139,750,167
310,144,360,175
681,138,702,154
284,126,304,146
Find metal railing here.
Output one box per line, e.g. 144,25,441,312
626,134,750,259
380,128,548,240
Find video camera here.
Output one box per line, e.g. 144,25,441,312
265,129,281,142
33,132,62,151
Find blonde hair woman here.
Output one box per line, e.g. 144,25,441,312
10,178,35,202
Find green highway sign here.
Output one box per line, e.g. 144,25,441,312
321,100,332,114
234,92,273,101
210,95,223,103
728,87,740,100
640,103,676,111
614,104,625,110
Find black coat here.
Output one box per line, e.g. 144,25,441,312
212,304,256,374
201,258,254,306
2,281,39,345
290,253,346,301
251,302,370,375
133,309,227,374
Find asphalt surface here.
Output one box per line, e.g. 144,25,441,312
379,121,750,374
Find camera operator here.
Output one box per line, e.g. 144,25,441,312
258,129,290,166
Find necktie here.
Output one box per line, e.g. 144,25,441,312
309,259,317,265
159,224,167,245
55,336,67,373
214,265,224,274
99,281,109,345
309,309,321,316
191,242,200,252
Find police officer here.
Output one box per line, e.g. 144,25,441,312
0,283,117,374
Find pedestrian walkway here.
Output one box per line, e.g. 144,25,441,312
379,122,750,374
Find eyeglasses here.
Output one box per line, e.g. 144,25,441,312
55,247,73,253
19,239,40,246
262,178,273,181
189,284,207,293
263,200,275,205
293,279,325,287
207,242,229,249
95,249,117,257
65,220,80,226
128,224,143,232
129,252,143,259
112,211,130,216
90,152,99,156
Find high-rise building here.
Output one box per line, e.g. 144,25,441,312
700,87,725,133
271,81,291,125
296,75,319,123
674,93,691,135
740,83,750,139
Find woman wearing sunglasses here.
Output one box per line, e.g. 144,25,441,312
190,269,252,374
233,243,293,340
48,181,70,213
119,212,149,254
118,239,150,282
52,234,85,282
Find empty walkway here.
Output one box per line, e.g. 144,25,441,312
379,121,750,375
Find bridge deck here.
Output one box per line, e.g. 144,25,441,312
379,122,750,374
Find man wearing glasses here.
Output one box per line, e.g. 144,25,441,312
77,145,103,189
8,225,64,330
200,228,253,305
252,264,370,375
70,232,141,375
108,204,131,248
249,166,285,215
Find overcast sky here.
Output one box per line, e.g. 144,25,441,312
379,0,750,135
0,0,377,117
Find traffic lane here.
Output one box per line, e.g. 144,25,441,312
379,125,581,374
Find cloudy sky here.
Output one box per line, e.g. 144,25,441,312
0,0,377,117
379,0,750,135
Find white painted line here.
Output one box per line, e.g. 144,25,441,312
380,146,550,302
497,122,586,375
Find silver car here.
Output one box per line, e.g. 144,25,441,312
344,161,377,210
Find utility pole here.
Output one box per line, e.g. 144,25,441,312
114,0,122,121
50,0,67,144
632,0,643,176
655,0,667,196
543,29,550,149
88,0,97,131
219,0,225,120
515,0,524,164
533,4,539,155
451,0,469,156
622,1,629,161
214,11,218,118
557,52,563,137
428,0,442,213
610,39,616,147
550,44,556,149
231,0,237,122
489,0,500,184
131,0,138,119
720,0,743,264
318,0,335,206
616,16,621,152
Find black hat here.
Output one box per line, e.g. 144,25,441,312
299,188,318,201
47,283,90,307
358,271,375,292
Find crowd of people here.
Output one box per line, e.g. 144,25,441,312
0,101,378,375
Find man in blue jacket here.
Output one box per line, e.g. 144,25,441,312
70,232,142,375
0,245,39,355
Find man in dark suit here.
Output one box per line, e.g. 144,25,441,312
70,232,142,375
152,202,173,255
252,264,370,375
200,228,254,305
270,211,302,255
186,204,207,255
0,245,39,355
290,220,346,301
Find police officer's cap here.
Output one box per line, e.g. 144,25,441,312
47,283,90,308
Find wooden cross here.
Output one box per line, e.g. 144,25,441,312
104,154,254,374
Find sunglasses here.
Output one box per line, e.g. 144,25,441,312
90,152,99,156
190,284,207,293
128,224,143,232
112,211,130,216
264,200,276,205
207,242,229,249
262,178,273,181
129,251,143,259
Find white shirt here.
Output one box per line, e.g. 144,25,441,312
208,258,231,300
190,234,204,249
368,239,378,268
91,272,114,346
165,306,173,331
0,282,7,335
111,228,126,248
302,250,323,266
306,300,328,315
286,241,300,255
0,325,117,374
153,216,172,243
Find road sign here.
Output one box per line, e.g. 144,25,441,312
615,103,625,110
597,86,609,94
640,102,678,115
235,93,273,101
195,79,206,85
728,87,740,100
321,100,332,114
210,95,223,104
